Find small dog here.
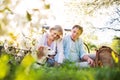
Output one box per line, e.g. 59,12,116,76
35,46,55,65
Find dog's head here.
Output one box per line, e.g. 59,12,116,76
37,46,55,64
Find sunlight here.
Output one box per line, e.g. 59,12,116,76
1,0,119,45
95,30,114,44
14,0,43,15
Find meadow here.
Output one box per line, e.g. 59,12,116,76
0,53,120,80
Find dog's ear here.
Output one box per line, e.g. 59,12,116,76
38,46,44,51
37,46,45,59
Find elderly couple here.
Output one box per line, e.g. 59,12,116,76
36,25,95,67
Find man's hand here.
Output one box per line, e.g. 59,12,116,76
82,55,95,67
87,58,95,67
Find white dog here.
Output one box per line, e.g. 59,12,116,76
33,46,55,66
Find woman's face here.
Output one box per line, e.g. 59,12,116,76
49,30,61,41
71,27,82,41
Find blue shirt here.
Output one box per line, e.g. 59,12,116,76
63,34,86,62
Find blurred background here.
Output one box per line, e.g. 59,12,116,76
0,0,120,54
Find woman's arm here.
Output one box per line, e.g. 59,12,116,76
55,39,64,63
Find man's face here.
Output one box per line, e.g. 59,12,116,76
71,27,82,41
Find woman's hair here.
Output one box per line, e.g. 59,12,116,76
49,25,63,36
72,25,83,33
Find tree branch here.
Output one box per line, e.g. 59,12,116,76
97,27,120,31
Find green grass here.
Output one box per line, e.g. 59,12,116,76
0,54,120,80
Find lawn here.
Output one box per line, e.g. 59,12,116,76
0,53,120,80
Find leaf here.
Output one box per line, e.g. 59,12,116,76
21,53,35,67
111,51,119,63
26,11,32,21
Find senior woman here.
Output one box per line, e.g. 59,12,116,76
36,25,64,66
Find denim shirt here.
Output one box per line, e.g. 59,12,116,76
63,34,86,62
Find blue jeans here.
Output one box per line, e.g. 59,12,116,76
46,58,55,67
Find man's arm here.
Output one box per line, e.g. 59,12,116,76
82,55,95,67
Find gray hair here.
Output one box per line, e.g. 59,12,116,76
49,25,63,36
